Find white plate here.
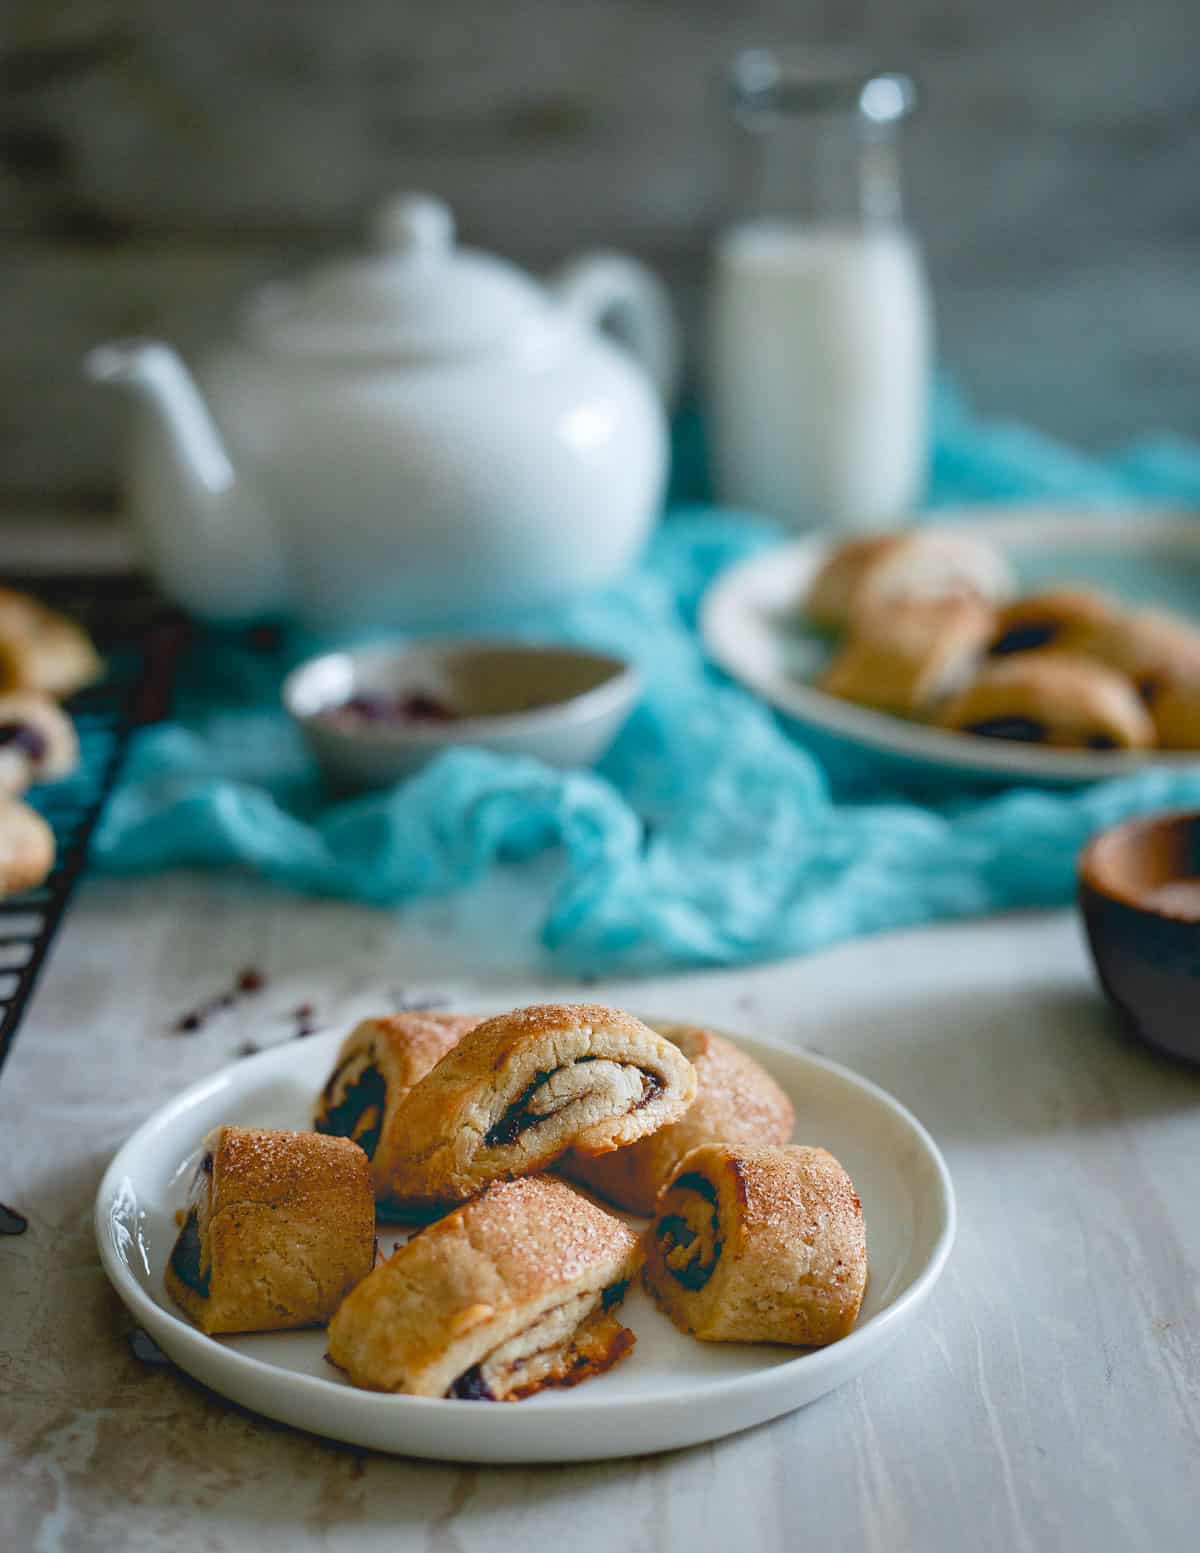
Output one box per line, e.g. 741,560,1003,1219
94,1026,954,1463
701,508,1200,785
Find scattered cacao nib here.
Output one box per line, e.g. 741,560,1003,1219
235,1039,261,1059
0,1201,28,1235
295,1023,317,1040
172,965,268,1033
129,1328,171,1368
320,690,458,728
293,1002,314,1020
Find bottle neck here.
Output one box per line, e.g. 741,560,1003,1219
735,114,907,233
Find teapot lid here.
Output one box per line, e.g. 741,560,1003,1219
245,193,549,358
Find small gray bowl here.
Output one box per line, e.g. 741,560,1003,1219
283,639,641,791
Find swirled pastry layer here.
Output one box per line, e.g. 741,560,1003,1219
374,1003,698,1216
326,1176,640,1400
643,1143,867,1346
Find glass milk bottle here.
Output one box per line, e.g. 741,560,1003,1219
707,54,931,530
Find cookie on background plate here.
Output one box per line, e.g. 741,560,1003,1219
937,652,1155,751
805,530,1015,633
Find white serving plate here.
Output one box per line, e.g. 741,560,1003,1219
94,1026,954,1464
701,508,1200,785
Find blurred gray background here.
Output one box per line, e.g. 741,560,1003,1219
3,0,1198,511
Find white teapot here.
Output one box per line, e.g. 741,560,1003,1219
87,193,678,631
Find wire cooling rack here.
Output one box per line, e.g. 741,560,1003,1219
0,571,187,1080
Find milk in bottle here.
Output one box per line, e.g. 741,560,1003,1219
707,56,931,531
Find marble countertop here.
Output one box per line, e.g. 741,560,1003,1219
2,871,1199,1551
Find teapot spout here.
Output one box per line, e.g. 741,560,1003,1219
85,339,286,621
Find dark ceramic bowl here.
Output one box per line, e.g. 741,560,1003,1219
1079,810,1200,1064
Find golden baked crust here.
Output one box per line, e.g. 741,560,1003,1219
0,692,79,797
937,652,1154,750
819,596,994,717
375,1003,698,1216
164,1125,375,1336
987,585,1118,659
1078,609,1200,748
1084,607,1200,682
0,798,55,895
1142,671,1200,750
564,1023,795,1216
0,586,102,699
642,1143,867,1346
805,531,1013,634
314,1011,484,1196
804,537,903,631
327,1176,641,1399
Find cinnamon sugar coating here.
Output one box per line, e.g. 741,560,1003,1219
643,1143,867,1347
164,1125,375,1335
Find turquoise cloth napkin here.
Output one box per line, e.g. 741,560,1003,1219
93,387,1200,972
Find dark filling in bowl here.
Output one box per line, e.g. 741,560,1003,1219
169,1208,210,1298
657,1172,722,1292
989,622,1057,657
484,1061,665,1148
320,692,457,728
0,722,47,760
315,1056,387,1160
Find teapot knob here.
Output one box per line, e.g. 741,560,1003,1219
372,193,455,258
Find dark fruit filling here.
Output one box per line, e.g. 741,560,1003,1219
989,623,1057,657
657,1172,722,1292
962,716,1047,743
601,1279,630,1311
315,1057,387,1160
672,1171,718,1204
449,1364,495,1401
321,692,457,727
169,1208,210,1298
484,1063,666,1147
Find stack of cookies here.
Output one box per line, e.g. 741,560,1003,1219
808,530,1200,751
165,1004,869,1403
0,585,102,897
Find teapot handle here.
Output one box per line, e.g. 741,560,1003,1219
552,253,680,408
